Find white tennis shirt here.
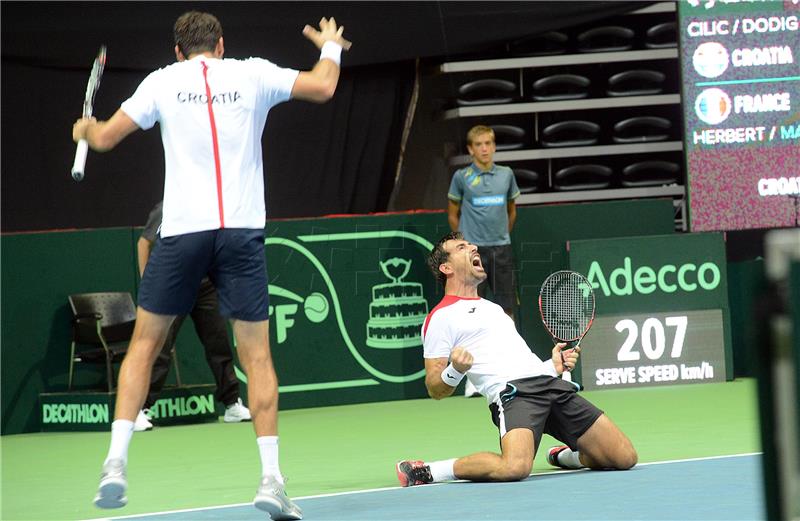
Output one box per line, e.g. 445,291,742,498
422,295,557,404
121,56,299,237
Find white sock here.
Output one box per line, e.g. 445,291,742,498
428,458,457,482
558,448,583,469
257,436,283,484
105,419,135,464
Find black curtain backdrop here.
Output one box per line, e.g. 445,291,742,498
1,1,649,232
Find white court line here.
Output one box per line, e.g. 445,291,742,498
79,452,762,521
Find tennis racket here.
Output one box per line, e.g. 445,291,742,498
71,45,107,182
538,270,596,383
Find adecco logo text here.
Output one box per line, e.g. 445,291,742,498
586,257,722,297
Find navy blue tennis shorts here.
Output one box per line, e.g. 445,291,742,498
138,228,269,321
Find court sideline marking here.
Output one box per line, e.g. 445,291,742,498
79,452,762,521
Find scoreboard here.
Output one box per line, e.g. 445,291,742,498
678,0,800,231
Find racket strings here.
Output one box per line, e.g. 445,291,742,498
540,272,594,341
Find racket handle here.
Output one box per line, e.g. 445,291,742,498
563,337,585,383
559,345,574,382
71,139,88,181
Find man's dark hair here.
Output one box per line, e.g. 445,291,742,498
427,231,463,287
174,11,222,58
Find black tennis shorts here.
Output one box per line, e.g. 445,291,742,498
489,375,603,451
477,243,515,311
138,228,269,321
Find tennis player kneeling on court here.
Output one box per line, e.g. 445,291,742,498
396,232,637,487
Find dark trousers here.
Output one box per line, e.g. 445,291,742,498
477,243,516,312
144,277,240,409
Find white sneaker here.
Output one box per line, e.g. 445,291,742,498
224,398,252,423
254,475,303,520
133,409,153,432
93,458,127,509
464,379,481,398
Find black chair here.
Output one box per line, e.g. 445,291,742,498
541,120,600,147
513,168,541,193
508,31,568,57
621,161,680,187
577,26,634,53
490,124,527,150
553,164,612,191
68,292,136,392
612,116,672,143
607,70,666,97
532,74,591,101
456,79,517,106
645,22,677,49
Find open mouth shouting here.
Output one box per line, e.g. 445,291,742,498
471,252,484,272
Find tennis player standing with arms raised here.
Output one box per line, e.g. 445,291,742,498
72,11,350,519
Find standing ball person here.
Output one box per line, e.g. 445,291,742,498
72,11,350,519
447,125,520,322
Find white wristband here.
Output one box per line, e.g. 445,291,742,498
320,41,342,65
441,363,465,387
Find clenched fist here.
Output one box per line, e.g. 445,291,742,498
450,346,473,373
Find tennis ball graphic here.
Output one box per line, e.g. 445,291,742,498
303,292,329,323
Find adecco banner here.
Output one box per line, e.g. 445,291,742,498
568,233,733,389
569,233,729,313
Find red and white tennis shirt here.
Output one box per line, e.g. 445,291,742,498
422,295,557,403
121,56,299,238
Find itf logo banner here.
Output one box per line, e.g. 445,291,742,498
258,214,449,409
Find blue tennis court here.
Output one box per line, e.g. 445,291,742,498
84,453,764,521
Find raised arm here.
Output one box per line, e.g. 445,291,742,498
292,17,352,103
72,109,139,152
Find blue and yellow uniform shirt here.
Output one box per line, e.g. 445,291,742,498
448,163,520,247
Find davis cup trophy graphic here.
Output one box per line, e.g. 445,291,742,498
262,231,434,385
366,258,429,348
